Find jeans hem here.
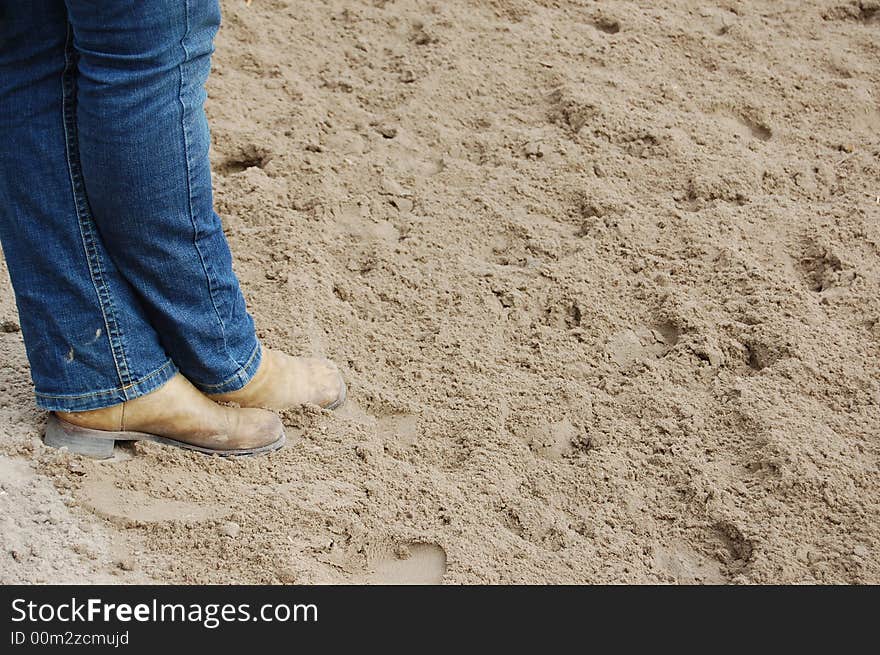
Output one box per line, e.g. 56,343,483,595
190,341,262,395
34,358,179,412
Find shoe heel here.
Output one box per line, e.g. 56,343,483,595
44,415,116,459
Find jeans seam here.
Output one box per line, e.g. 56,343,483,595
178,0,244,372
34,358,177,401
61,23,133,392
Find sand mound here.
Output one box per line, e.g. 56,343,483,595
1,0,878,584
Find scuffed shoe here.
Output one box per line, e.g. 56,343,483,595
46,374,285,459
209,348,346,411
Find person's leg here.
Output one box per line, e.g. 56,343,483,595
64,0,345,410
0,1,284,456
0,0,177,411
63,0,260,394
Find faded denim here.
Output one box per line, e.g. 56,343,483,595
0,0,261,411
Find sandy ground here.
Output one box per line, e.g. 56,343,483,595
1,0,879,584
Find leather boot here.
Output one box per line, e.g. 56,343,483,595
46,374,285,458
209,348,346,411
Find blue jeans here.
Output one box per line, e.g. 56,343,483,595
0,0,261,411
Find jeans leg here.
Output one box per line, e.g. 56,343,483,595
0,1,177,411
63,0,261,394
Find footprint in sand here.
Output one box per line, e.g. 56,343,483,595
333,201,400,243
366,543,447,585
523,417,578,460
377,414,419,448
336,398,420,452
333,396,374,424
652,541,727,584
79,478,226,527
713,110,772,142
605,324,678,366
377,134,445,178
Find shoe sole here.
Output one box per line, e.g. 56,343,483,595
43,414,286,460
324,376,348,411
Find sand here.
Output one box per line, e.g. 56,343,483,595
1,0,878,584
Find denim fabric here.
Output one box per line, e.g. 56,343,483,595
0,0,261,411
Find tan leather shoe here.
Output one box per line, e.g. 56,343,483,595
45,374,285,459
209,347,346,411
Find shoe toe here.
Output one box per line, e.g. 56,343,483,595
307,358,345,408
241,408,285,449
324,375,347,410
